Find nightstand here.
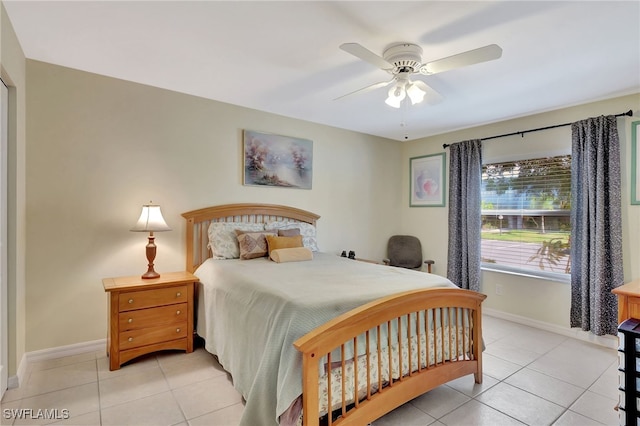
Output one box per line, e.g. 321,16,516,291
613,279,640,324
102,271,197,370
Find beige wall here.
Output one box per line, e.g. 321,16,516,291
25,60,403,352
1,2,26,377
14,37,640,357
402,93,640,328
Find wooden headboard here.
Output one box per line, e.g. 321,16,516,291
181,203,320,273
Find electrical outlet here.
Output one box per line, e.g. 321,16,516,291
495,284,504,295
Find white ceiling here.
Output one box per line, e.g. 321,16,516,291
3,1,639,141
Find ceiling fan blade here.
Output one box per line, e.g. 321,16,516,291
420,44,502,75
333,78,395,101
340,42,394,70
412,80,444,105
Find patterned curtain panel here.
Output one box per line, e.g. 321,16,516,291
447,139,482,291
570,115,624,336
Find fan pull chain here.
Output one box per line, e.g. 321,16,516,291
401,100,409,140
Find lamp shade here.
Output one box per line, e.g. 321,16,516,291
406,82,426,104
385,83,406,108
385,74,428,108
130,204,171,232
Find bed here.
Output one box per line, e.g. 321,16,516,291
182,203,486,426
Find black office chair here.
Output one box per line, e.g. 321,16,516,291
382,235,434,273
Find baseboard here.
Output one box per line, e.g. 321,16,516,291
24,339,106,364
483,308,618,349
5,313,618,390
8,339,106,389
7,352,26,390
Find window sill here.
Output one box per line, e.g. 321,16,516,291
481,264,570,284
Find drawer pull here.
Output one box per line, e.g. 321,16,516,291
176,292,181,297
128,337,133,342
128,299,134,304
176,328,181,333
128,318,133,323
176,310,181,315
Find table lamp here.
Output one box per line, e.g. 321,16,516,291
130,202,171,279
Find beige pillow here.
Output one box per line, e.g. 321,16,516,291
265,234,303,254
237,232,276,260
270,247,313,263
277,228,300,237
265,221,319,251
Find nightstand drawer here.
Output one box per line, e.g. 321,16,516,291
119,285,188,312
119,321,188,350
119,303,188,331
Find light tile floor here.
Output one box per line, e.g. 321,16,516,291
1,315,620,425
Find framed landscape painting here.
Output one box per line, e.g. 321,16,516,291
243,130,313,189
410,153,446,207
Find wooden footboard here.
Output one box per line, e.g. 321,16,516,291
294,287,486,426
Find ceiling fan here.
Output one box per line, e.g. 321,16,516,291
338,42,502,108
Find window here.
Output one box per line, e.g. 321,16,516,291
481,155,571,280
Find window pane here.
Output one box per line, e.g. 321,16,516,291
481,155,571,276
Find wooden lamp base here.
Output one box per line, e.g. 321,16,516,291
141,233,160,279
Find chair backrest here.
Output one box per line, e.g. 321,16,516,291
387,235,423,270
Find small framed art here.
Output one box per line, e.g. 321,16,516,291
243,130,313,189
410,153,446,207
632,121,640,205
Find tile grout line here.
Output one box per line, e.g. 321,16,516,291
157,354,190,425
454,328,615,425
95,356,103,426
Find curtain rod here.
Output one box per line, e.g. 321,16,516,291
442,109,633,149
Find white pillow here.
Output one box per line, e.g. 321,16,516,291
208,222,265,259
265,221,319,252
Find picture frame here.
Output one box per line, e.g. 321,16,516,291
243,130,313,189
410,152,446,207
632,121,640,205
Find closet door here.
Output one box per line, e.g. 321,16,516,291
0,80,8,399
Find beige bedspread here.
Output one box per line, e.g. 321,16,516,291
194,252,455,425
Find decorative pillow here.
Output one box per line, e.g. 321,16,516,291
265,234,303,254
237,232,276,260
270,247,313,263
207,222,265,259
277,228,300,237
265,221,319,251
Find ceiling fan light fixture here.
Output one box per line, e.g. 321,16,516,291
385,83,406,108
385,94,403,108
406,82,426,105
339,41,502,110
